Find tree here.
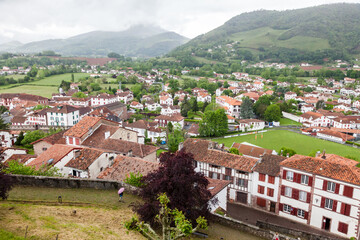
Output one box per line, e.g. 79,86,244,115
199,108,228,137
223,81,230,88
167,124,184,153
239,97,254,119
229,147,240,155
72,92,87,98
279,147,296,157
264,104,281,122
71,73,75,82
167,122,173,133
253,95,271,118
316,100,325,110
135,151,213,226
21,130,47,148
180,97,191,117
190,97,198,112
127,193,207,240
0,115,8,130
0,163,13,200
14,131,24,145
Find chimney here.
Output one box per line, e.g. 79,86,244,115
104,131,110,139
219,143,224,150
128,150,133,157
208,142,214,149
178,142,184,151
321,150,326,159
315,151,321,158
280,149,283,156
286,153,289,158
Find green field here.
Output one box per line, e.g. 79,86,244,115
214,130,360,159
279,118,302,126
230,27,330,52
0,186,261,240
27,73,90,86
0,85,57,98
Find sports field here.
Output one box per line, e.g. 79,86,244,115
0,85,57,98
213,130,360,160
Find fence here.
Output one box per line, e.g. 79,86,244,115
282,111,301,122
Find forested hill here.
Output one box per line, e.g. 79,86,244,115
169,3,360,64
0,25,189,58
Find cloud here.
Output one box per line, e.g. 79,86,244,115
0,0,358,43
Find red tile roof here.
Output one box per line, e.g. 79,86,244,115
97,155,159,181
65,148,104,170
206,177,231,197
231,143,272,158
28,144,81,169
64,116,102,138
31,130,67,145
280,154,360,185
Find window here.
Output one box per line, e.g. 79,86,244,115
297,209,305,218
340,203,351,216
285,187,292,197
42,147,47,151
286,171,294,181
210,164,220,169
283,204,291,213
327,181,336,192
267,188,274,197
301,175,309,185
268,176,275,184
338,222,348,234
343,186,354,198
258,185,265,194
259,173,266,182
299,191,307,202
237,178,246,187
325,198,334,210
224,175,231,181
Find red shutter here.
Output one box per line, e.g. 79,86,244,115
333,200,337,212
304,211,309,220
69,137,73,144
321,197,325,208
296,174,301,183
293,173,297,182
292,189,299,200
345,204,351,216
281,186,285,196
279,203,283,211
308,177,313,187
306,192,311,203
343,186,354,198
217,173,220,180
291,207,297,216
283,170,287,179
340,203,345,214
322,180,328,190
335,184,340,194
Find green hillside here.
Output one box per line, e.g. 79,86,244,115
0,25,189,58
170,3,360,63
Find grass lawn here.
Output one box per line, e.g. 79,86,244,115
27,73,90,86
213,130,360,159
279,118,302,126
0,186,262,240
156,149,167,157
0,85,57,98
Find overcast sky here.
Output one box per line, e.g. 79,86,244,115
0,0,359,44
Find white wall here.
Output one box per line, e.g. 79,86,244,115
210,187,228,212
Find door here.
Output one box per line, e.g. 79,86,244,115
236,192,247,204
270,201,276,213
322,217,331,231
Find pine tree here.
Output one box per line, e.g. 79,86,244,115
240,97,255,119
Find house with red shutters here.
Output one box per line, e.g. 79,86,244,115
279,153,360,239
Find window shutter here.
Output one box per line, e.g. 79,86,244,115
343,186,354,198
258,185,261,193
308,177,313,187
283,170,287,179
340,203,345,214
343,223,348,234
321,197,325,208
291,207,297,216
209,172,213,178
281,186,285,196
296,174,301,183
292,189,299,200
335,184,340,194
345,204,351,216
217,173,220,180
279,203,283,211
322,180,328,190
333,200,337,212
304,211,309,220
244,180,248,188
306,192,311,203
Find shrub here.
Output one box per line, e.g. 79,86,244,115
124,172,144,187
4,160,63,177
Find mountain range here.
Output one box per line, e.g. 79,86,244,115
0,25,189,58
169,3,360,63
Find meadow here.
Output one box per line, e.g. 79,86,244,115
0,186,262,240
214,130,360,159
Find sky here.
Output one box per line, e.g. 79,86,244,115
0,0,359,44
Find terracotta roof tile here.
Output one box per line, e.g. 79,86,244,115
206,177,231,197
65,148,104,170
252,154,286,176
97,155,159,181
81,124,119,146
31,130,67,145
280,154,360,185
231,143,272,158
64,116,102,138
